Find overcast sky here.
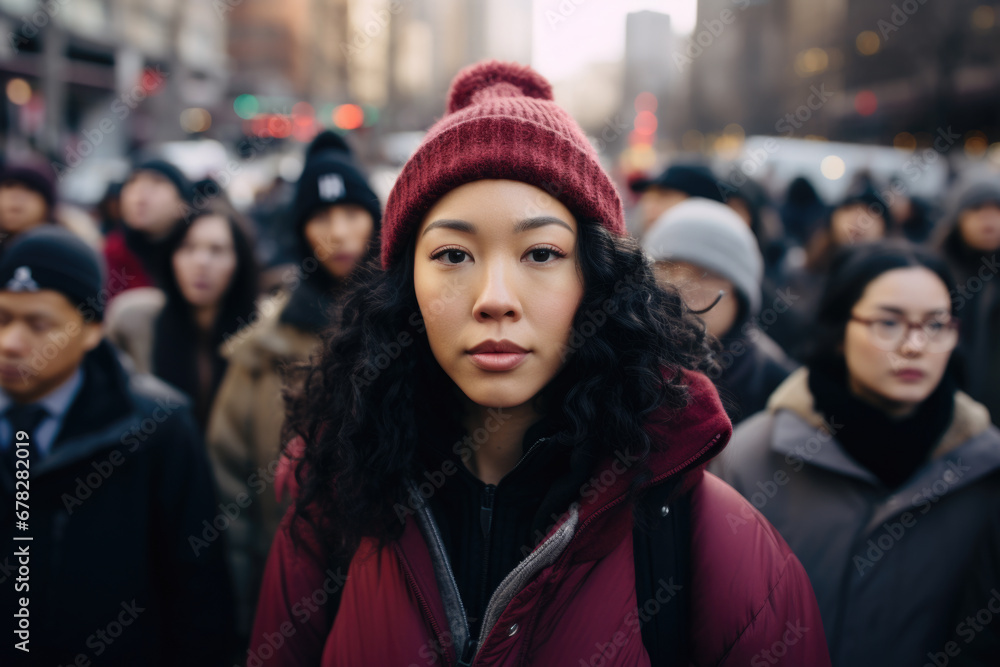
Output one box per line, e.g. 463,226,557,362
531,0,698,81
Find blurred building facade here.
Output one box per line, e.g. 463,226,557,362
384,0,533,130
688,0,1000,150
0,0,228,156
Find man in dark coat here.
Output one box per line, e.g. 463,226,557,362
0,227,234,666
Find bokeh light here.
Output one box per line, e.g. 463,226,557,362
854,90,878,116
234,94,259,120
634,91,658,113
971,5,995,29
333,103,364,130
6,78,31,106
179,107,212,133
856,31,880,56
821,155,846,180
893,132,917,151
965,131,989,157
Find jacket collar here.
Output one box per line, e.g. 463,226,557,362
766,367,1000,490
33,341,141,475
564,368,733,563
388,368,731,664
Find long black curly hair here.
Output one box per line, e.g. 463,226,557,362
283,219,717,563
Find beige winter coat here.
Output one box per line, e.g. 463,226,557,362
204,291,321,638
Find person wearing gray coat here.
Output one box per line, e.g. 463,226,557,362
712,241,1000,667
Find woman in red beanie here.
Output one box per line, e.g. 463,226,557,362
249,61,830,666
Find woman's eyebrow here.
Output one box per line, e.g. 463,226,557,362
873,305,950,316
421,216,574,237
421,219,476,237
512,216,574,234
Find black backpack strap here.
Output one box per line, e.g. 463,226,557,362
633,480,692,666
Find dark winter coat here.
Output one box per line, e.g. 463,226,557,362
249,370,831,666
712,368,1000,667
711,326,797,425
0,341,235,666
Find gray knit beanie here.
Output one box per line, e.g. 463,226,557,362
642,197,764,315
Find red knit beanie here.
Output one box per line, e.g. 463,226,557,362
380,60,626,269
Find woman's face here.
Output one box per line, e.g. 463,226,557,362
831,202,886,246
0,183,48,234
843,267,956,416
304,204,374,279
172,215,238,310
414,179,584,409
958,203,1000,252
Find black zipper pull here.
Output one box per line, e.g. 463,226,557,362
480,485,496,538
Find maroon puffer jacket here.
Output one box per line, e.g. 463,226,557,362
249,371,831,666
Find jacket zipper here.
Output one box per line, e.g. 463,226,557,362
463,437,549,664
480,485,496,539
393,542,452,664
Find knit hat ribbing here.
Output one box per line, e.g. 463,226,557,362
380,60,625,269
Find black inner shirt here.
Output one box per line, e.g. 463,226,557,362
422,417,580,639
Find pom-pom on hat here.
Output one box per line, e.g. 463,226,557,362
380,60,625,269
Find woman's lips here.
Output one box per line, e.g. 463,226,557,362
894,369,926,382
467,352,529,372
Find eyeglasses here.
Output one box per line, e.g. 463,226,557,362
849,314,960,352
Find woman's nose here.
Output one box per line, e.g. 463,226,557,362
473,261,521,323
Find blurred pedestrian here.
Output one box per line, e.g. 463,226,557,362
206,129,381,645
934,179,1000,427
886,174,935,243
250,61,829,666
771,183,891,358
105,204,258,430
95,181,123,236
0,227,235,666
721,173,794,305
0,163,56,255
779,175,826,247
645,198,797,425
712,240,1000,667
103,159,192,298
629,162,723,235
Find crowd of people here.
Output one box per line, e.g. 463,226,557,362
0,59,997,666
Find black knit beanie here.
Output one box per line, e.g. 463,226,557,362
130,159,194,204
0,226,104,321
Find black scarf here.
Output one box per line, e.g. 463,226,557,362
279,270,347,335
808,361,956,489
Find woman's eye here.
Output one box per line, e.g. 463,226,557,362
525,247,564,263
879,319,902,329
432,249,469,264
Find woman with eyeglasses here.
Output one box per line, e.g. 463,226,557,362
713,240,1000,667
